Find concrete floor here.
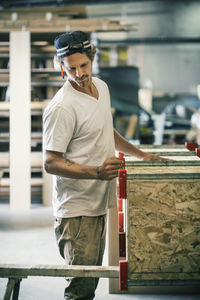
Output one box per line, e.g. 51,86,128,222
0,204,199,300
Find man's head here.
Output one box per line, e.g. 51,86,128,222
54,30,96,61
54,31,96,88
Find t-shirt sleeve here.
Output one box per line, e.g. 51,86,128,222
43,106,75,153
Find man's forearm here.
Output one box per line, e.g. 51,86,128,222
44,150,122,180
114,129,170,161
45,153,98,179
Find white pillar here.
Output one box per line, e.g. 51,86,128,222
108,207,120,293
9,31,31,210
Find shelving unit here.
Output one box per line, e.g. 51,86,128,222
0,35,56,207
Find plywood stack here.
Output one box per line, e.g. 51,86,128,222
125,145,200,284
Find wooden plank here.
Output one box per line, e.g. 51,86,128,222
0,5,134,34
127,179,200,281
0,18,132,33
126,155,200,162
128,279,200,286
125,160,200,166
0,5,87,20
126,165,200,175
125,159,200,178
127,173,200,180
141,151,195,156
139,145,186,149
139,147,188,151
0,264,119,279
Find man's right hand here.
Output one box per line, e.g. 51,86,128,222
97,156,123,180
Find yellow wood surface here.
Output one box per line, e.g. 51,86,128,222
127,177,200,281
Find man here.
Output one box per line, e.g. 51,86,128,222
43,30,166,300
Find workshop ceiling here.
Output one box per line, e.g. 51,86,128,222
0,0,200,44
0,0,162,9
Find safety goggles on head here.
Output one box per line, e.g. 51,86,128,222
56,40,91,58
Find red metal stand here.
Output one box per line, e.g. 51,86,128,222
119,232,126,258
118,198,123,212
119,260,128,291
185,141,198,151
118,169,127,199
118,152,128,290
119,152,125,168
118,212,124,232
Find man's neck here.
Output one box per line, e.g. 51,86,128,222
69,79,98,100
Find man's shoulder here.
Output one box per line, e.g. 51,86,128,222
45,83,74,112
93,76,108,89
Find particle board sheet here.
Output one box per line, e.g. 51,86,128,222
128,151,195,157
139,145,186,149
126,165,200,176
126,156,199,162
125,158,200,180
126,160,200,281
138,145,196,156
142,152,194,156
140,148,189,152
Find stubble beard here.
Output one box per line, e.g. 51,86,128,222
76,75,90,88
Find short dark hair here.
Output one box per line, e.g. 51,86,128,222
83,44,96,61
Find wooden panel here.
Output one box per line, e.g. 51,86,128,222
139,147,189,152
127,165,200,175
126,156,200,163
126,154,200,281
139,145,186,149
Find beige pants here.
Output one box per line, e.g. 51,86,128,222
54,215,107,300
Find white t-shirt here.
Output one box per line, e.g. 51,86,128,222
43,77,117,218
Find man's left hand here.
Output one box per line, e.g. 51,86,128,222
143,153,171,161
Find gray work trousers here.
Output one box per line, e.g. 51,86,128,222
54,215,107,300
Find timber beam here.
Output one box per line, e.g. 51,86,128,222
0,264,120,278
0,6,133,32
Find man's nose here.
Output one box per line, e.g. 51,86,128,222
76,67,83,78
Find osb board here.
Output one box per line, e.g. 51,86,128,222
125,156,200,162
139,145,186,149
126,165,200,175
127,180,200,280
140,148,189,152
